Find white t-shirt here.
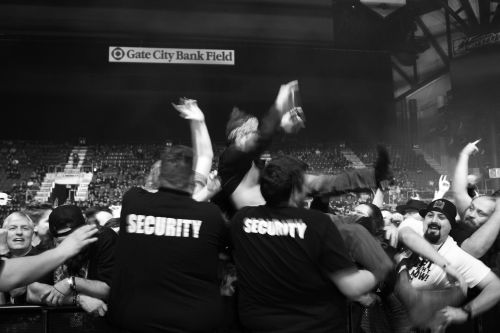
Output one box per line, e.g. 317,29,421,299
398,216,423,235
398,218,491,290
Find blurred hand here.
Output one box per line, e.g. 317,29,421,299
439,306,468,326
207,171,221,193
78,294,108,317
275,80,299,114
461,139,481,157
438,175,450,194
384,224,399,248
57,225,98,259
410,193,421,200
172,98,205,122
280,107,305,133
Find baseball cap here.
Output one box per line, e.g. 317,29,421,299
49,205,86,237
396,199,428,214
419,199,457,224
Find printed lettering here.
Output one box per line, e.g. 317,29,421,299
127,214,137,233
192,220,202,238
136,215,145,234
144,216,155,235
242,218,307,239
126,214,203,239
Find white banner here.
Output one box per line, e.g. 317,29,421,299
109,46,235,65
489,168,500,179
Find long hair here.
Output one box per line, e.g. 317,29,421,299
225,107,255,143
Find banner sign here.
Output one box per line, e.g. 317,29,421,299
453,32,500,56
489,168,500,179
109,46,235,65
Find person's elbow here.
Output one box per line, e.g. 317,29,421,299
484,274,500,301
398,227,413,245
331,269,377,300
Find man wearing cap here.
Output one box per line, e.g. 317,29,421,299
393,198,465,285
27,204,117,317
397,199,500,330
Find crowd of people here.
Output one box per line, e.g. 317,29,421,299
1,81,500,333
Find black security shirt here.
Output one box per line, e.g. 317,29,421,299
230,205,356,333
108,187,228,333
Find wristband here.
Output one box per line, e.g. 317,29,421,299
67,276,77,291
71,276,77,292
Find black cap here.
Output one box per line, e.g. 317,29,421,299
49,205,85,237
396,199,428,214
419,199,457,224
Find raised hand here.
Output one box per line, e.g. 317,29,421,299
280,106,305,133
207,170,221,193
275,80,299,114
57,225,98,259
438,175,450,194
460,139,481,157
172,98,205,122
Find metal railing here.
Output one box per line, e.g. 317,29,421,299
0,305,112,333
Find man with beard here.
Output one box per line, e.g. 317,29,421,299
398,199,500,331
451,140,498,259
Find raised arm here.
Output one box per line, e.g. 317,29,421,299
172,98,214,195
461,198,500,258
240,80,304,154
452,140,480,214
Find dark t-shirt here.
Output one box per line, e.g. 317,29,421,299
88,227,117,286
230,205,356,333
36,227,117,286
331,219,393,283
108,187,228,333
